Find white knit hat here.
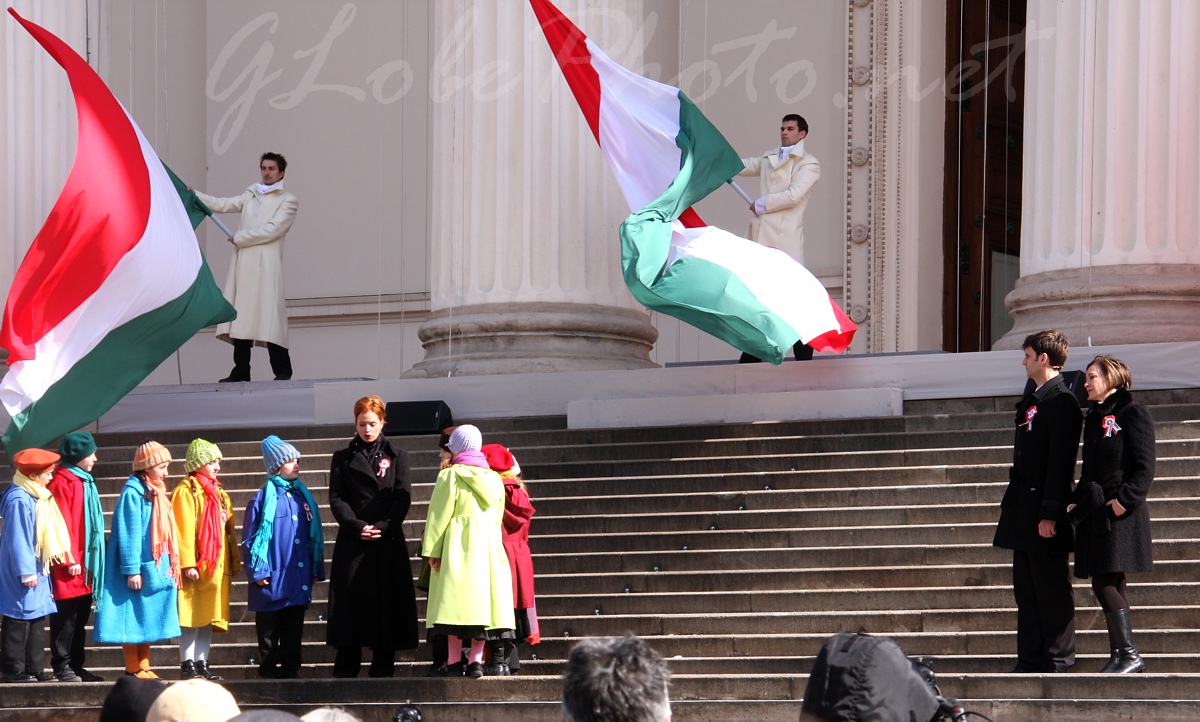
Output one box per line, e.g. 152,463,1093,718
447,424,482,454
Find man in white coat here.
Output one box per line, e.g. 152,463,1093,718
736,114,821,363
194,152,298,381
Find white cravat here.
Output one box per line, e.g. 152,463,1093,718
256,180,284,195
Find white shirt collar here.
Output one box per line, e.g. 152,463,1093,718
778,139,804,161
256,180,284,195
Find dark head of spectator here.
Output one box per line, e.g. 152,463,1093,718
562,634,671,722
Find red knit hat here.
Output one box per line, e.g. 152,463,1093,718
12,448,60,476
481,443,515,473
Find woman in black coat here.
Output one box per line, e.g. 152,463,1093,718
1067,355,1155,674
326,395,419,677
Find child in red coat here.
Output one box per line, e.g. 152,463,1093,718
481,444,538,675
47,432,105,682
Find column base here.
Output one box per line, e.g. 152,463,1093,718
403,302,660,378
994,264,1200,350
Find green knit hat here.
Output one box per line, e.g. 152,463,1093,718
184,439,222,474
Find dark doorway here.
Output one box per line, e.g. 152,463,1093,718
942,0,1027,352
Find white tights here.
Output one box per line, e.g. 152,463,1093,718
179,625,213,663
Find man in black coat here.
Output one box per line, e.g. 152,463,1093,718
993,329,1082,673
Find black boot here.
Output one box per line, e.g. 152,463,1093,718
195,659,223,681
1103,609,1145,674
220,340,252,382
180,660,200,680
483,641,509,676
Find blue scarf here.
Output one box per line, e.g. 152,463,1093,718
65,466,105,606
248,475,324,573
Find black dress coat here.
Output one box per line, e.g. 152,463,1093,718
326,436,419,649
993,374,1082,553
1068,389,1155,578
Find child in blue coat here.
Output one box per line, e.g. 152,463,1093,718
92,441,182,679
0,448,72,683
241,436,325,678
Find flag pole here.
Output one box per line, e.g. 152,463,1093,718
207,214,235,239
727,180,754,205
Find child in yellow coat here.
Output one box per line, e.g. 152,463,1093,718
171,439,240,681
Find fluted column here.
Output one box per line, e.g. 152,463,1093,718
997,0,1200,349
1,1,87,357
406,0,659,377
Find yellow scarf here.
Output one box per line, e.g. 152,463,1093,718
12,473,73,573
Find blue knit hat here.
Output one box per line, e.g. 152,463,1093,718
262,435,301,473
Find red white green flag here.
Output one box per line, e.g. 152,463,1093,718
529,0,855,363
1,9,235,453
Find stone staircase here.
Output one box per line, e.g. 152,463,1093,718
2,389,1200,720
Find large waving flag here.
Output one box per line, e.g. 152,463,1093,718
1,9,235,453
529,0,855,363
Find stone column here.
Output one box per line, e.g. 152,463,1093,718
1,1,86,323
406,0,659,377
996,1,1200,349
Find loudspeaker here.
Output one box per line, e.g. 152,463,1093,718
1022,370,1089,407
383,401,453,437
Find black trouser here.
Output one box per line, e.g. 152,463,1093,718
738,341,815,363
255,606,306,677
333,646,396,678
231,338,293,380
1012,550,1076,672
1,615,46,676
49,596,90,675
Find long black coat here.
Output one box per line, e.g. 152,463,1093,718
993,374,1082,553
326,436,419,649
1069,389,1155,578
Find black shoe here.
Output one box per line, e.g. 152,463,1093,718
55,669,82,682
427,662,464,678
274,374,292,381
465,662,484,678
33,672,55,682
219,369,250,383
278,670,300,679
74,668,104,682
1,673,36,683
258,667,280,679
195,660,223,681
180,660,200,680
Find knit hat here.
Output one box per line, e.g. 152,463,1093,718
98,675,168,722
57,432,97,465
481,443,515,473
12,448,60,476
133,441,172,471
185,438,223,473
262,435,301,473
145,678,240,722
447,425,482,455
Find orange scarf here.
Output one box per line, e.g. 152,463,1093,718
192,472,224,577
143,476,181,584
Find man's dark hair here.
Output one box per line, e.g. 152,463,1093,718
261,151,288,174
782,113,809,134
1022,329,1069,370
562,634,670,722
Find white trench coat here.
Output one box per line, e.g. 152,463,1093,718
194,184,298,348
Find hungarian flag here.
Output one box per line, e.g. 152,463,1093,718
529,0,855,363
0,9,235,453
